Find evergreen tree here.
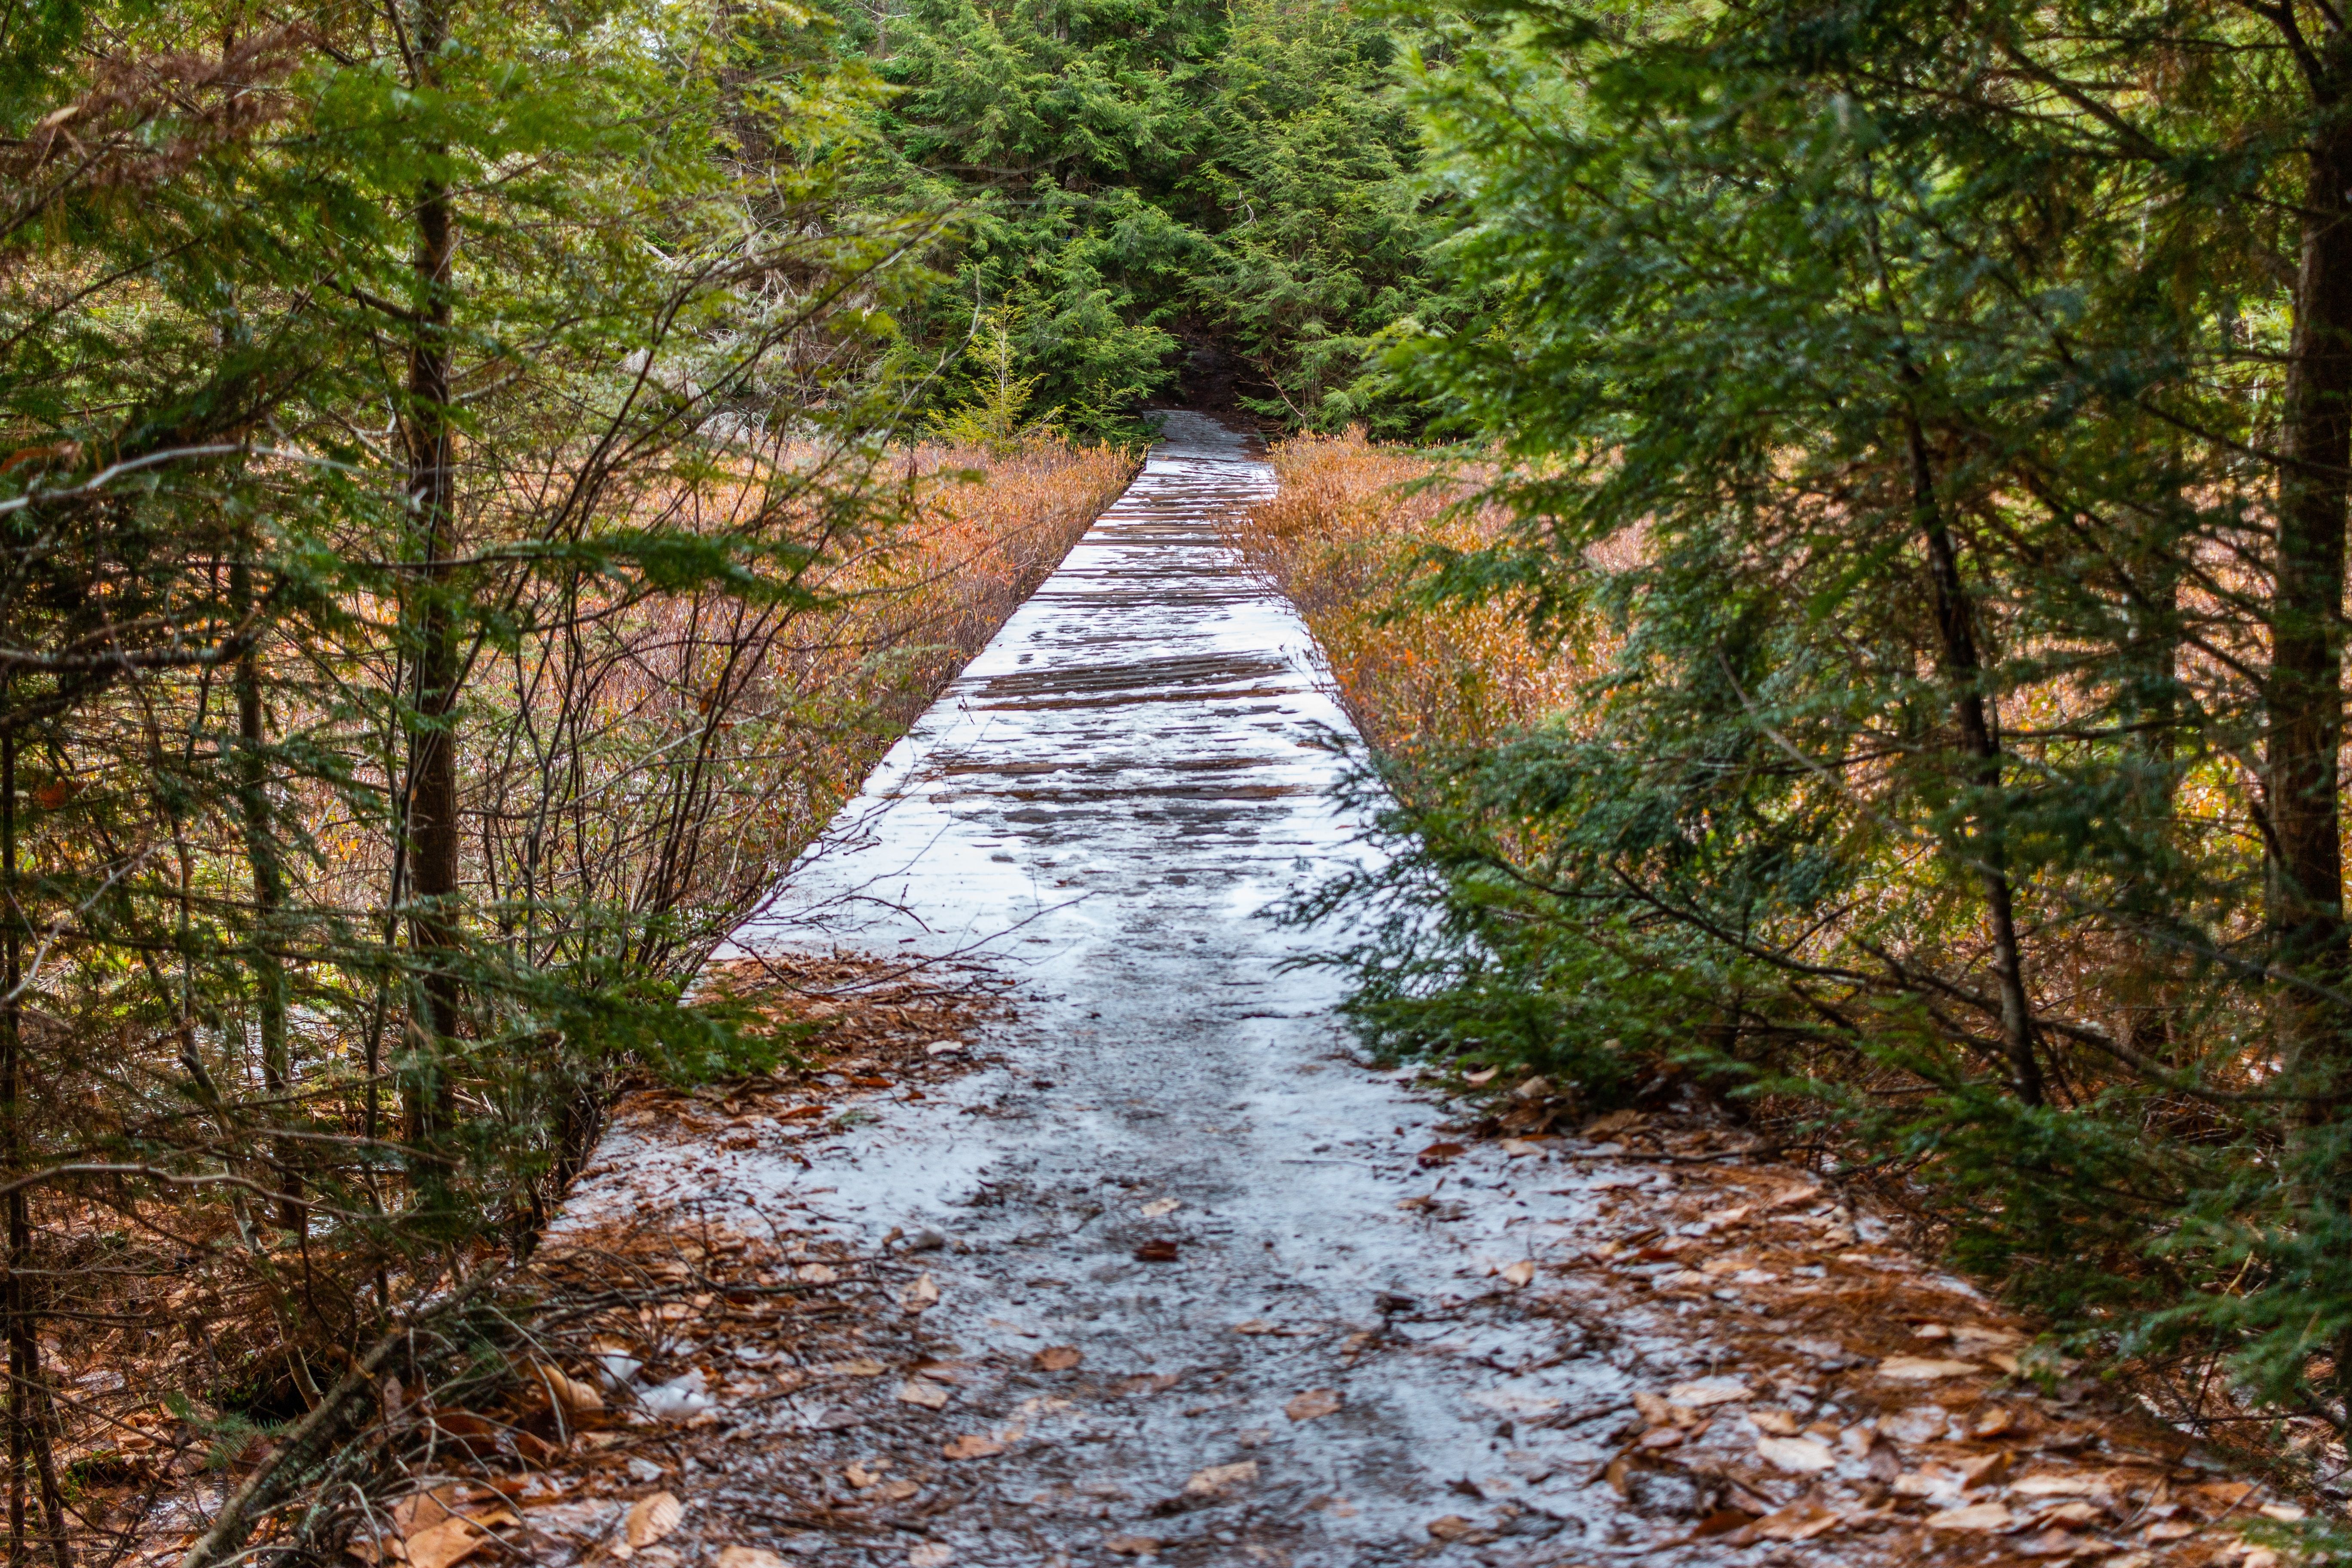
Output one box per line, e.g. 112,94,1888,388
1311,0,2352,1443
853,0,1442,431
0,0,917,1541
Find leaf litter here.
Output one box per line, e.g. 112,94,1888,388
357,423,2316,1568
372,1014,2305,1568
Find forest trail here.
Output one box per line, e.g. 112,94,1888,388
546,415,2240,1568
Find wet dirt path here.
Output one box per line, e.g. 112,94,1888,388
551,415,2248,1568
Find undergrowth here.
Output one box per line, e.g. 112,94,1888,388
1242,429,2352,1514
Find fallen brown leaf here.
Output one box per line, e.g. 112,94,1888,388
1687,1509,1753,1540
1666,1377,1749,1407
1115,1372,1181,1396
897,1380,951,1409
1425,1516,1496,1544
1032,1345,1084,1371
1876,1355,1981,1381
1499,1260,1535,1288
1756,1436,1835,1473
1751,1500,1841,1542
625,1491,683,1550
1285,1388,1342,1422
902,1273,941,1313
1102,1536,1160,1557
1631,1390,1675,1426
1926,1502,2013,1531
795,1262,840,1283
779,1104,828,1121
1972,1406,2016,1438
1133,1240,1180,1262
1960,1450,2012,1487
403,1519,493,1568
2009,1474,2101,1500
1416,1142,1466,1168
534,1363,604,1417
830,1358,887,1377
1139,1197,1181,1217
1184,1461,1258,1496
717,1550,787,1568
390,1487,466,1537
942,1434,1004,1460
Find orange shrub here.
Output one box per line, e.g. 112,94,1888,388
796,437,1140,799
1232,427,1578,764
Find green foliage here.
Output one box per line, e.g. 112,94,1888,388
928,307,1066,449
849,0,1445,432
1279,0,2352,1453
0,0,928,1446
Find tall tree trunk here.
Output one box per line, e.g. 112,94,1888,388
2120,511,2185,1059
2270,106,2352,1122
1905,409,2044,1106
2269,63,2352,1419
231,556,298,1230
0,729,69,1568
402,0,462,1145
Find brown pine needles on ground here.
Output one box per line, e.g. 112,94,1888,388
47,438,1131,1568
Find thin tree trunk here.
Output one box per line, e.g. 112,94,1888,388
2268,69,2352,1419
231,556,298,1230
1904,408,2044,1106
2113,503,2186,1060
402,0,462,1145
2269,109,2352,1122
0,729,69,1568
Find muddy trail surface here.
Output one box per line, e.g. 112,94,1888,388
540,415,2262,1568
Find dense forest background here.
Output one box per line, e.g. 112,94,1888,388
845,0,1442,435
15,0,2352,1556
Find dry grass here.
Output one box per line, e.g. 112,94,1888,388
1237,438,2352,1502
1229,427,1580,764
751,436,1141,850
43,438,1134,1567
